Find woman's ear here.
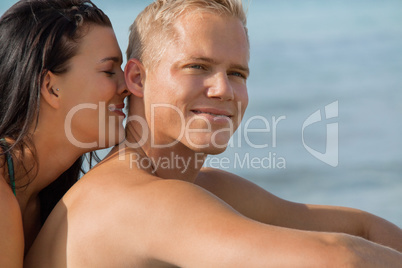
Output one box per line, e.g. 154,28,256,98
40,71,60,109
125,59,146,98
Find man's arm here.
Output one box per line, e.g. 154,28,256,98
122,178,402,267
196,168,402,252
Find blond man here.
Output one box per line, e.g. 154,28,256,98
26,0,402,267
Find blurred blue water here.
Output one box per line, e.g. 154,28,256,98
2,0,401,226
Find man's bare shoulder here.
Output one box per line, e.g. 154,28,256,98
196,167,278,203
196,167,252,187
62,154,236,234
51,158,248,267
195,167,291,223
77,160,221,208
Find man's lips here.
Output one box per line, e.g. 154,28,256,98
191,108,233,118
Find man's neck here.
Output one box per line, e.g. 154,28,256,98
125,122,206,183
148,147,205,183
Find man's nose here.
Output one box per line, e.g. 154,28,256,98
206,73,234,101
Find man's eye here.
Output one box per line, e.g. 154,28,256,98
229,72,246,79
187,64,205,70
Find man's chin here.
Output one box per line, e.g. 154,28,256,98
190,144,228,155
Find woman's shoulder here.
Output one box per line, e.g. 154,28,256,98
0,175,21,222
0,176,24,268
0,156,21,221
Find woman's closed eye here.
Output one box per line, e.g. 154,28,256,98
104,71,116,76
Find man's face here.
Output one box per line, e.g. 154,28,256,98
143,12,249,154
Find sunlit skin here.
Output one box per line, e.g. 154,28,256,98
0,24,129,265
25,11,402,268
30,24,129,247
54,26,128,149
138,12,249,156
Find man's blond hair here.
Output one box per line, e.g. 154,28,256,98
127,0,249,69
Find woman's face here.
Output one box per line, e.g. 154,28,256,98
55,25,129,150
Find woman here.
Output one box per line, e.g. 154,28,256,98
0,0,129,266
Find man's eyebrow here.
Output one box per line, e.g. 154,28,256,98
189,57,250,74
230,63,250,75
190,57,217,64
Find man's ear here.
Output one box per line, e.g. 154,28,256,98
40,71,60,109
125,58,146,98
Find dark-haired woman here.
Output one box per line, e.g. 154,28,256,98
0,0,129,266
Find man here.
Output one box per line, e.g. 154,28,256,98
26,0,402,267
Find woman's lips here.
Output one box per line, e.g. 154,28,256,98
108,103,126,117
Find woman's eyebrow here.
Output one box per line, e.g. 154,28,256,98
99,56,121,63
